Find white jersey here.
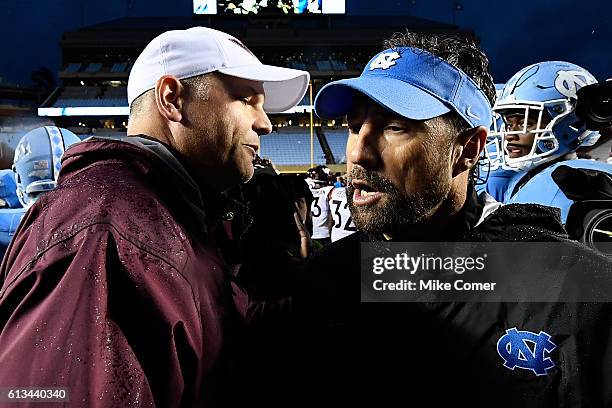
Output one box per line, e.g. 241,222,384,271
329,187,357,242
310,185,333,239
305,178,317,189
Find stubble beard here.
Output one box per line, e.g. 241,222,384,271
346,165,451,235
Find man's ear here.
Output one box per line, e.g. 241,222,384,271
154,75,185,123
452,125,487,177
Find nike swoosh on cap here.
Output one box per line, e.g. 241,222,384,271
466,106,480,120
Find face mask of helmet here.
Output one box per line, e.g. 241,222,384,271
490,61,600,171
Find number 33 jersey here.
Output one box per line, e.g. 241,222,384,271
310,185,333,239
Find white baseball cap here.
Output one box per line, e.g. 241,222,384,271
128,27,310,113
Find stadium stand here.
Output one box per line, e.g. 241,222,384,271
110,63,128,73
64,63,82,73
260,127,326,165
322,127,349,163
84,63,103,73
52,86,107,107
315,60,333,71
330,59,348,71
102,86,128,106
290,61,307,70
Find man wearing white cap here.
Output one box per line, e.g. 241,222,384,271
0,27,308,407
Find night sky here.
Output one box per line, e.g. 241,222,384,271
1,0,610,86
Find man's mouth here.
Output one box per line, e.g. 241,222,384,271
351,179,384,206
506,143,529,158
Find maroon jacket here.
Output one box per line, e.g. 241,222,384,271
0,137,246,407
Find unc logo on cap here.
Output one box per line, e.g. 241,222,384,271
369,52,401,71
554,70,597,99
497,328,557,376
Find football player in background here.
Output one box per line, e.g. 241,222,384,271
475,83,523,201
487,62,612,250
308,165,333,245
0,169,22,261
0,126,80,260
0,169,19,209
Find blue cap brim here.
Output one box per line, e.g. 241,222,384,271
314,76,452,120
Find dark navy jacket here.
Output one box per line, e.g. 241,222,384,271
282,189,612,408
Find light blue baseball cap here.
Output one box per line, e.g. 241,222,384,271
314,47,492,129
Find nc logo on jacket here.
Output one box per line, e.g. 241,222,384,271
497,328,557,376
369,52,400,70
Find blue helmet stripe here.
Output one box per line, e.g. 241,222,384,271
45,126,66,182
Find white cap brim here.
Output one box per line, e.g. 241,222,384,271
218,64,310,113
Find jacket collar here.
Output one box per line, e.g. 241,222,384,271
62,135,221,234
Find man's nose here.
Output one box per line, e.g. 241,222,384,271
505,133,518,141
504,125,520,141
348,121,380,170
254,107,273,136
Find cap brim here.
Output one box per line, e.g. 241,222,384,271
218,64,309,113
314,76,452,120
